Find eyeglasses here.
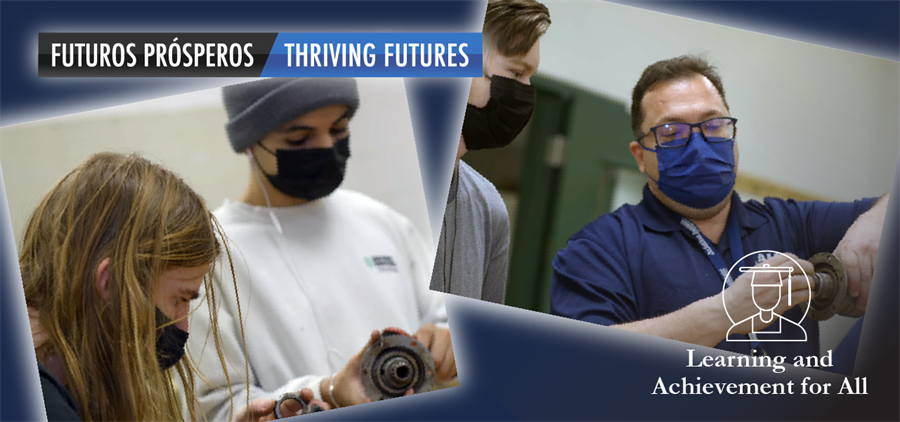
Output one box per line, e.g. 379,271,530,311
637,117,738,149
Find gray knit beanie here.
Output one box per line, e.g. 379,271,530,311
222,78,360,153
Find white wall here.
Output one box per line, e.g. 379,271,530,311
538,1,899,201
0,78,432,247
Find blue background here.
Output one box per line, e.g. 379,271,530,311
1,1,897,420
263,33,483,77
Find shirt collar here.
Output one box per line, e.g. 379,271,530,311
635,184,768,234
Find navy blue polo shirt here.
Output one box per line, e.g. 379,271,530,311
550,185,877,360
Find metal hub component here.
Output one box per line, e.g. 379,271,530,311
808,252,865,321
273,393,325,418
360,331,435,401
274,392,308,419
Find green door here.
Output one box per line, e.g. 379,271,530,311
504,75,638,312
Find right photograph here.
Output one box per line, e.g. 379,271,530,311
431,0,898,375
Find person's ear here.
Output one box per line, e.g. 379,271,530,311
95,257,111,302
629,141,646,173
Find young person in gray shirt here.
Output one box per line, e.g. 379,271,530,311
430,0,551,303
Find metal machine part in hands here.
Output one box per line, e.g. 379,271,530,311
273,392,324,419
808,252,865,321
360,330,436,401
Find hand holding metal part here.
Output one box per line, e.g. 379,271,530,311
273,392,325,419
360,327,436,401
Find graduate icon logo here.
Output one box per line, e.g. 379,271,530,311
723,250,810,342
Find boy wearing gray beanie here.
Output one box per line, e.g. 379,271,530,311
187,78,456,421
225,77,360,210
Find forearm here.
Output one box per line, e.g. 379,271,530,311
612,295,730,348
831,193,890,307
198,374,325,422
863,193,889,224
318,374,349,409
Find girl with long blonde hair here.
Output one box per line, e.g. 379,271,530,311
21,152,248,421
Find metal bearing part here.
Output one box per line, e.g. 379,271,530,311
273,392,324,419
808,252,864,321
360,331,435,401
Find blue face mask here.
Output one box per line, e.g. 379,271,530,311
644,131,736,209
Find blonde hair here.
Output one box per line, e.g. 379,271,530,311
20,152,246,421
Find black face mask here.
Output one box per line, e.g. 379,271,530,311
155,308,189,371
461,75,536,150
254,137,350,201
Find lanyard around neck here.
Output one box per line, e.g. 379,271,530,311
676,209,743,286
672,207,765,355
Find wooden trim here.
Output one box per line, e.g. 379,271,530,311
736,173,829,201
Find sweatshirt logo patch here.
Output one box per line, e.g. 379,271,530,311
364,255,398,272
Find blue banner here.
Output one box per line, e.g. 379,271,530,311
263,32,482,77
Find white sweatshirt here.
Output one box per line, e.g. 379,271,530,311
187,190,446,422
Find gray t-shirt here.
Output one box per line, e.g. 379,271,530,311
429,160,510,303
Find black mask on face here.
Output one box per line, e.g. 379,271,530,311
253,138,350,201
461,75,536,150
155,308,189,371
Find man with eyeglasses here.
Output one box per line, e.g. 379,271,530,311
549,55,887,360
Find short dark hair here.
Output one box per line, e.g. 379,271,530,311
630,55,729,138
483,0,551,57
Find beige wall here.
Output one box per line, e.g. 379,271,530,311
538,1,899,201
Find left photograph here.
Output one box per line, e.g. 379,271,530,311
2,77,457,421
